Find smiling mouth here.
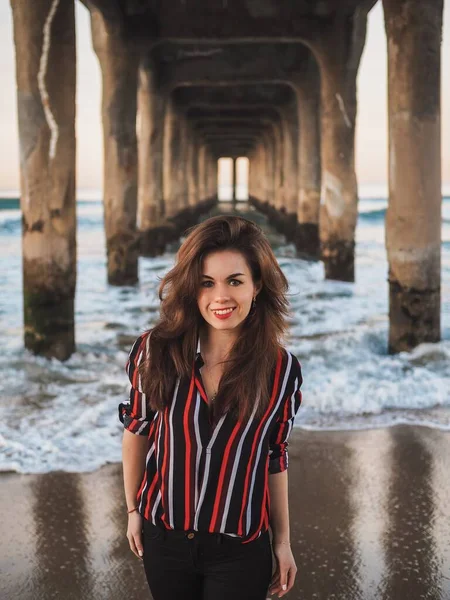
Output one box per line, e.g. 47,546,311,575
211,307,236,315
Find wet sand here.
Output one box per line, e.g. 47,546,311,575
1,424,450,600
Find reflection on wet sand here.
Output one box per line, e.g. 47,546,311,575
377,427,441,599
79,463,149,599
30,472,93,599
347,429,392,597
288,430,361,598
1,426,450,600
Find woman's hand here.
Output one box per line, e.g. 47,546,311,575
268,542,297,597
127,511,144,559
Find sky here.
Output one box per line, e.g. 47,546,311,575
0,1,449,193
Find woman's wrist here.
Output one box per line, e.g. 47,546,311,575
272,528,291,544
127,506,139,515
273,539,291,545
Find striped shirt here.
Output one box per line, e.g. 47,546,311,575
118,331,303,544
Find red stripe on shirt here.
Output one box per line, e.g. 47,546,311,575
237,350,283,536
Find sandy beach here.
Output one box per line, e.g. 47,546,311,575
1,424,450,600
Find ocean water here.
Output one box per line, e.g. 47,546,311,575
1,194,450,474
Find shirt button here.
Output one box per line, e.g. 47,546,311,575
187,532,195,539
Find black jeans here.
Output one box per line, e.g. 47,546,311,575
142,518,273,600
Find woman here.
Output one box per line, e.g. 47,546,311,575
118,215,303,600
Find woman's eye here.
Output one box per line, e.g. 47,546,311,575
200,280,242,287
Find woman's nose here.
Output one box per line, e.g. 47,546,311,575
212,284,231,299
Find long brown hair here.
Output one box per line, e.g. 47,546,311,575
139,215,290,423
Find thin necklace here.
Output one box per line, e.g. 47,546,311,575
204,361,219,402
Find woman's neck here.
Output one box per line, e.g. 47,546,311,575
199,326,238,364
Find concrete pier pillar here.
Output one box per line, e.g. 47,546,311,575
163,97,183,219
272,122,284,211
11,0,76,359
248,149,255,200
91,12,139,285
256,139,265,203
256,147,262,201
179,116,191,210
383,0,443,352
253,142,267,206
294,56,321,259
206,153,217,200
315,14,367,281
231,158,237,203
137,59,166,256
256,138,265,203
187,136,199,209
263,130,276,206
281,107,299,217
197,143,207,201
279,104,300,241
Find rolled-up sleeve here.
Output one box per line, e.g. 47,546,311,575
118,332,155,436
268,354,303,474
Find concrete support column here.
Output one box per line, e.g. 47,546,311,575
206,153,217,200
137,59,166,256
294,56,321,259
248,150,255,199
91,12,139,285
281,106,299,217
279,104,300,241
258,144,267,202
383,0,443,352
178,115,190,211
255,141,264,202
254,143,267,204
255,140,265,203
315,14,367,281
231,158,237,203
187,135,200,209
263,130,276,205
251,149,258,200
253,137,278,219
272,122,284,211
11,0,76,359
163,97,183,219
203,150,211,200
197,143,207,201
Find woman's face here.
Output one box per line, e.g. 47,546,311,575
197,249,260,333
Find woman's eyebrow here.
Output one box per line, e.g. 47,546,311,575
201,272,246,279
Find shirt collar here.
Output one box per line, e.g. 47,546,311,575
195,334,204,368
